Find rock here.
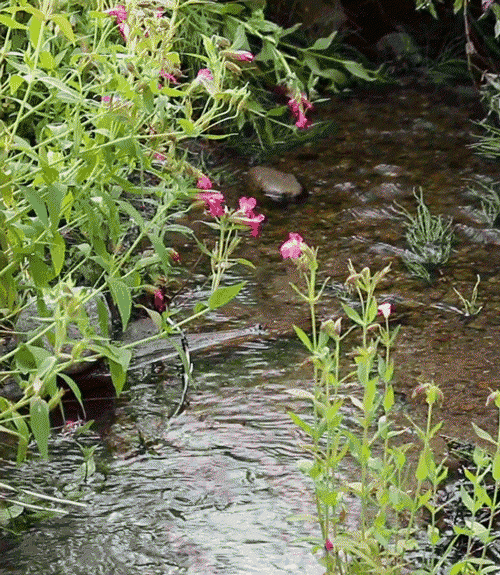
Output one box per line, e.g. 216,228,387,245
247,166,305,205
15,284,111,374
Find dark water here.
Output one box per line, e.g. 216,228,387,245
3,84,500,573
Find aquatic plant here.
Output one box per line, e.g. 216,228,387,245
468,177,500,227
282,240,500,573
453,274,484,317
397,189,454,282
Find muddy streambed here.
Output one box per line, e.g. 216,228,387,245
3,84,500,573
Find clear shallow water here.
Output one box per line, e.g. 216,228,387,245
1,339,330,575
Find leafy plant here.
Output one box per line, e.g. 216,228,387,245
397,189,454,282
452,274,483,317
282,235,500,574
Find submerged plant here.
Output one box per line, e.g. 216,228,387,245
468,177,500,227
452,274,483,317
397,189,454,281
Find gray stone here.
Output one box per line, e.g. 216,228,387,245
15,285,111,374
247,166,304,204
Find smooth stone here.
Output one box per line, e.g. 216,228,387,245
15,286,111,374
247,166,304,204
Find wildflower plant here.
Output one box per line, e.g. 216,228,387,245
281,235,500,574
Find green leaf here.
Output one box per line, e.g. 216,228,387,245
9,74,24,94
493,452,500,481
208,282,245,310
287,410,314,437
96,297,110,338
50,13,75,44
343,60,375,81
58,373,84,412
177,118,197,135
22,187,48,227
341,303,363,325
107,277,131,330
107,349,131,396
30,397,50,459
39,50,55,70
235,258,255,269
29,14,43,49
471,422,496,445
27,255,53,286
311,30,337,51
293,325,313,351
0,15,26,29
50,232,65,276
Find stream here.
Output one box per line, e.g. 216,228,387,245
3,82,500,574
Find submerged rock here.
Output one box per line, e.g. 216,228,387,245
247,166,305,205
15,285,111,374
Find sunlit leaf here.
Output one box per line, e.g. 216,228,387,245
30,397,50,459
208,282,245,310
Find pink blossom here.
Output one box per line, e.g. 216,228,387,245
197,68,214,82
105,5,127,24
377,302,393,319
325,538,334,552
105,5,128,40
152,151,166,161
170,249,181,263
160,69,178,83
196,191,225,217
238,196,257,217
224,50,255,62
102,95,112,104
230,196,264,236
154,289,166,313
288,94,313,130
294,110,312,130
232,212,265,237
196,175,213,190
280,232,304,259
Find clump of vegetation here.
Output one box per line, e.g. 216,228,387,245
468,177,500,227
397,189,454,282
282,238,500,574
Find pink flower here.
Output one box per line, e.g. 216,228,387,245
105,5,127,24
294,110,312,130
170,249,181,263
160,69,178,83
152,151,166,161
223,50,255,62
196,191,225,217
105,5,128,41
196,175,213,190
232,212,265,237
154,289,166,313
325,538,334,552
197,68,214,82
377,302,393,319
280,232,304,259
238,196,257,217
230,196,265,236
102,95,112,104
288,93,313,130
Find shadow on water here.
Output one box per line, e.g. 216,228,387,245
3,84,500,573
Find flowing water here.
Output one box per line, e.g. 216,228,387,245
3,83,500,574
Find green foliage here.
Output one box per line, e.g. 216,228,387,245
286,247,500,574
397,189,454,282
0,0,376,464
